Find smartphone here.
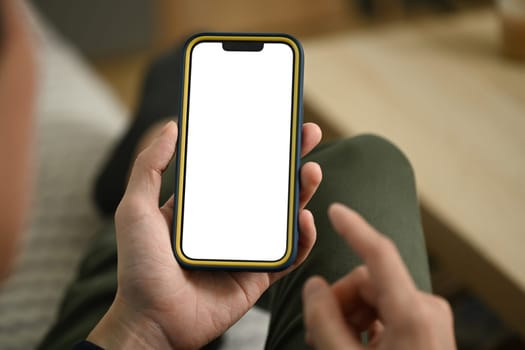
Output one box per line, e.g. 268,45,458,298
172,33,303,271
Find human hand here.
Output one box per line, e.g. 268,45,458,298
302,203,456,350
88,121,323,349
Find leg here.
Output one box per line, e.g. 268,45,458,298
36,222,117,349
263,134,431,349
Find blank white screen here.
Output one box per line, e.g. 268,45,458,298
181,42,294,261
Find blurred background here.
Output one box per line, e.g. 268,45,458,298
31,0,508,108
7,0,525,349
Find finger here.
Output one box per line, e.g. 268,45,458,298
347,305,378,334
331,266,378,332
161,194,175,211
134,118,176,157
301,123,322,157
328,203,417,321
299,162,322,209
123,121,178,208
418,292,455,332
303,276,361,350
332,266,371,310
160,195,175,225
367,320,384,346
294,209,317,267
269,209,317,284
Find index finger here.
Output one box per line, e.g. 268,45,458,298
328,203,417,318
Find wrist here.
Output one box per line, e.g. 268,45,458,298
87,298,172,350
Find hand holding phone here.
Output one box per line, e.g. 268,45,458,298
87,120,322,349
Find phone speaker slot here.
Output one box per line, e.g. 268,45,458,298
222,41,264,52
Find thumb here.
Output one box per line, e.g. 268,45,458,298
302,276,361,349
121,121,177,209
115,121,177,235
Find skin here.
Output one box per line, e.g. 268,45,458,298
302,204,457,350
88,121,324,349
0,0,36,282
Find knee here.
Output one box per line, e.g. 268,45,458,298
316,134,417,189
307,133,418,195
344,134,414,175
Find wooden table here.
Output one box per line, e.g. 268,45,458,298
303,9,525,337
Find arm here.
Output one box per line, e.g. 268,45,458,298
0,0,36,280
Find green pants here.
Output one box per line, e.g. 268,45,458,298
38,135,431,349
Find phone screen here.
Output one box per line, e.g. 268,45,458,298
176,37,299,265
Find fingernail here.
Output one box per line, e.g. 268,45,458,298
304,277,323,298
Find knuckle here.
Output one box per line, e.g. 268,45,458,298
354,264,367,275
115,195,142,221
390,291,456,341
403,293,453,331
398,295,430,329
114,198,127,220
134,150,149,168
432,296,454,319
418,301,435,325
114,203,123,222
353,265,369,281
